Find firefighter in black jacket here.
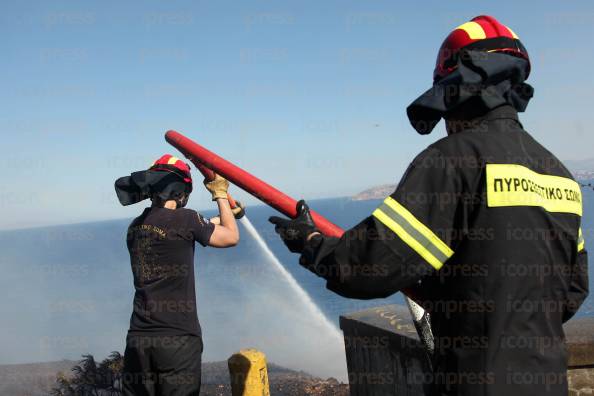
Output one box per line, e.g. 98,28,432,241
269,15,589,396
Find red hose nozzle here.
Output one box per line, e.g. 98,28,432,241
165,130,344,238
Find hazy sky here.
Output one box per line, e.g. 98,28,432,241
2,0,594,229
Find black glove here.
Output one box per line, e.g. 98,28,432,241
269,200,318,253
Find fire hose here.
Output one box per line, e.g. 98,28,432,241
165,130,435,355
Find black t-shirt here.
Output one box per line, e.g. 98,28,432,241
126,207,215,337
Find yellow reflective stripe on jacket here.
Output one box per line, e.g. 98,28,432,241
373,197,454,270
486,164,582,216
578,228,585,252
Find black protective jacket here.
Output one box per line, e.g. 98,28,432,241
301,106,589,396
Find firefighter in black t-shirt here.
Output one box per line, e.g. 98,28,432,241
269,16,588,396
115,154,243,395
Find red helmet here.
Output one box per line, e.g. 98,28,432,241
434,15,530,82
150,154,193,188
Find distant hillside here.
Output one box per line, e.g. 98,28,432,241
352,184,395,201
0,360,347,396
0,360,76,396
564,158,594,181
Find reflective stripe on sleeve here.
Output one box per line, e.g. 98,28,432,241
578,228,585,252
372,196,454,270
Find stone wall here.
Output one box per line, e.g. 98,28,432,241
565,317,594,395
340,305,594,395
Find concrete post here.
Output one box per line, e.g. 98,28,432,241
228,349,271,396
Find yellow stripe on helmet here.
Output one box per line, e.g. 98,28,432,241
506,26,520,40
167,156,180,165
455,21,487,40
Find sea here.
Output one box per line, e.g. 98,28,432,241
0,190,593,379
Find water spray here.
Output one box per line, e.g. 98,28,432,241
240,216,342,339
165,130,434,355
190,148,342,338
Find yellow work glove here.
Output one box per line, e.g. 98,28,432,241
203,173,229,201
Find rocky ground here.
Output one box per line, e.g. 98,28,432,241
201,378,348,396
202,361,349,396
568,368,594,396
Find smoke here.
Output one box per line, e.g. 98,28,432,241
197,216,346,379
0,214,348,380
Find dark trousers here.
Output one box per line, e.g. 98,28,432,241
122,335,203,396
